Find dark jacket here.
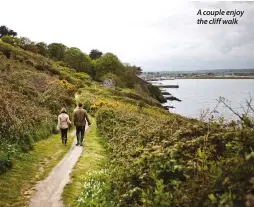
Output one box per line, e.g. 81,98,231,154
74,107,91,126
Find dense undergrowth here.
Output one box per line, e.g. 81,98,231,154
0,39,165,176
0,42,91,173
3,27,254,206
76,87,165,112
75,90,254,206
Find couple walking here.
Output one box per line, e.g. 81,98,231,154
57,103,91,146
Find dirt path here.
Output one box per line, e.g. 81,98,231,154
30,127,88,207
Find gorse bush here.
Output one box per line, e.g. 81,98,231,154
90,100,118,113
81,106,254,206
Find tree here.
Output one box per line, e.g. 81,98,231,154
0,25,17,38
0,26,8,37
94,53,125,81
36,42,48,56
64,47,93,75
8,30,17,37
89,49,103,60
25,42,39,53
16,37,39,53
136,66,143,75
48,43,66,60
123,64,138,88
121,64,143,88
1,35,15,46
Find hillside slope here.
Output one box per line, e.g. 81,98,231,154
0,40,165,174
74,88,254,207
0,41,92,173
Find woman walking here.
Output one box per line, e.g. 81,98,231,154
57,108,71,146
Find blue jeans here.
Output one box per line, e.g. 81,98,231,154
76,126,85,144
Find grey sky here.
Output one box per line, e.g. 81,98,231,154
1,0,254,71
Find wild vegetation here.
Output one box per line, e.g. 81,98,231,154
75,88,254,207
0,132,75,206
0,25,164,174
1,25,254,207
0,25,143,87
0,40,92,173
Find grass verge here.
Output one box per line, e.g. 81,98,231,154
62,118,107,207
0,131,75,207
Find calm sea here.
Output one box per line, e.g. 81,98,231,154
161,79,254,120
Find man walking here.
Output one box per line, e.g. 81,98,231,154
74,103,91,146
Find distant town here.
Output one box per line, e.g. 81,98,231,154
140,69,254,80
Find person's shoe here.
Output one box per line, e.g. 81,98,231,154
76,143,80,146
80,143,83,146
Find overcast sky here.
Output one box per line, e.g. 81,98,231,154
1,0,254,71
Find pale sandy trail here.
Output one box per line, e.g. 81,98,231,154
30,126,88,207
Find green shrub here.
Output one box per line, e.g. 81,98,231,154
94,107,254,206
73,72,92,86
1,35,15,46
48,66,61,75
0,42,77,174
101,72,124,88
82,101,92,112
0,143,17,174
147,84,166,103
77,169,114,207
0,151,12,174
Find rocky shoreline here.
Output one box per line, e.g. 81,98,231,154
160,89,181,110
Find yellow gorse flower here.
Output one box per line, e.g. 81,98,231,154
90,100,118,111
